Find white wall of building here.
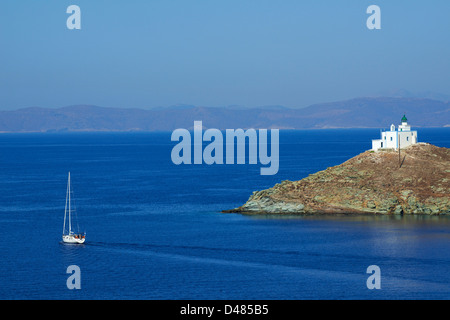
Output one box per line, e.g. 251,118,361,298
371,119,417,151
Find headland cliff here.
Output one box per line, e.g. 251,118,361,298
224,143,449,215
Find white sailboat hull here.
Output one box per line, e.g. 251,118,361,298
62,172,86,244
62,234,85,244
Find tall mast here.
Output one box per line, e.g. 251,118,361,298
63,172,69,235
68,172,71,234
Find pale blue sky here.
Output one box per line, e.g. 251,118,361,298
0,0,449,110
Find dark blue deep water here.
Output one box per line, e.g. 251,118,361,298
0,128,449,300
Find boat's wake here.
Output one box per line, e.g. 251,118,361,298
85,240,450,293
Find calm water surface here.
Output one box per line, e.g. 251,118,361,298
0,128,449,299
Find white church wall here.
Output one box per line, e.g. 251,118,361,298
371,116,418,151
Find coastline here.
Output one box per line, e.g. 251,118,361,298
224,143,450,216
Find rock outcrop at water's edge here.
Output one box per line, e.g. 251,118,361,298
223,143,449,215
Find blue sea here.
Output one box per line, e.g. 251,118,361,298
0,128,449,300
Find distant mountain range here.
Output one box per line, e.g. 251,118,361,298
0,97,449,132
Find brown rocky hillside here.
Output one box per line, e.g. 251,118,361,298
224,143,449,215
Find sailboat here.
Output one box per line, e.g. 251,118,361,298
62,172,86,244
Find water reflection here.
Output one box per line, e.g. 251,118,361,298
244,213,450,224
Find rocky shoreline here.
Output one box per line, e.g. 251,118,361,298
223,143,449,215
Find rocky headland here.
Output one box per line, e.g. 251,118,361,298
224,143,449,215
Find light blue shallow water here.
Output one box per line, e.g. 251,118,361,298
0,128,448,299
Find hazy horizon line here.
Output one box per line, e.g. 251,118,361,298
2,94,449,112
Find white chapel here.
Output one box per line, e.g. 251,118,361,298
372,115,418,151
